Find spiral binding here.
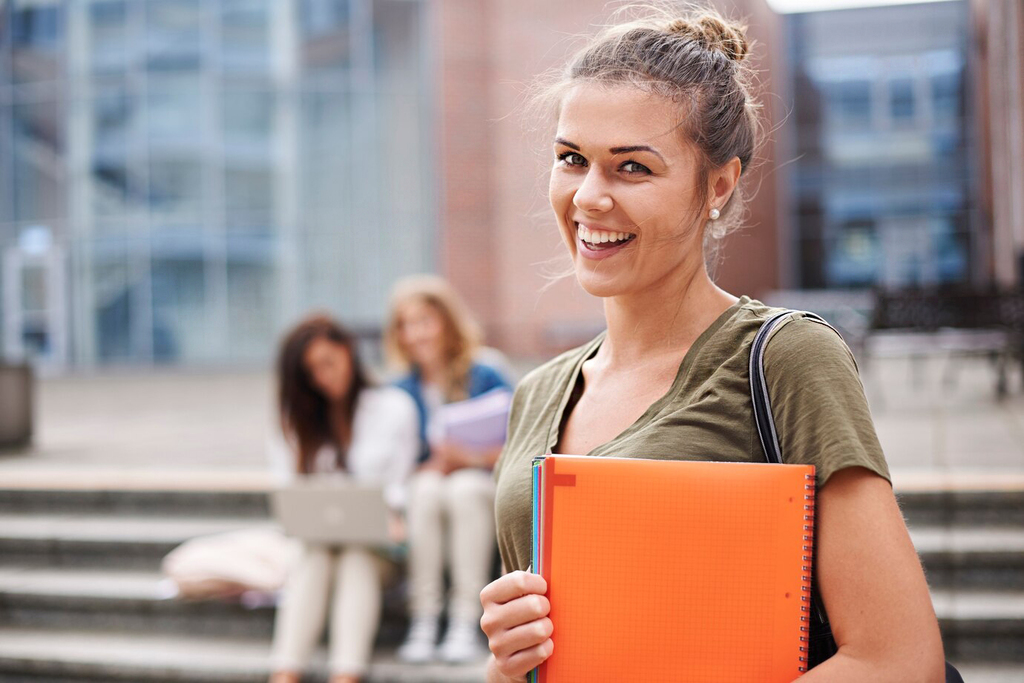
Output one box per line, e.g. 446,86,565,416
797,472,816,672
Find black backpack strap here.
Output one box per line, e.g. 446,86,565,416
749,309,835,465
749,308,839,667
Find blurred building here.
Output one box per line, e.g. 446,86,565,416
1,0,1016,369
0,0,434,368
781,1,975,290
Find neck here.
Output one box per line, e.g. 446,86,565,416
599,262,737,367
330,393,353,417
417,360,446,386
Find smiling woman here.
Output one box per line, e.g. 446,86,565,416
480,4,947,683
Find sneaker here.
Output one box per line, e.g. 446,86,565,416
438,618,488,663
397,616,439,663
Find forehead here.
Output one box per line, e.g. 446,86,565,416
398,298,439,321
556,82,690,153
305,336,342,361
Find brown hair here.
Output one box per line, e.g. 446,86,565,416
539,3,762,266
384,275,482,401
276,314,372,475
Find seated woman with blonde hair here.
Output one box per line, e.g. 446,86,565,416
386,275,513,664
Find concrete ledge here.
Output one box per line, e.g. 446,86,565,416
2,467,1023,493
0,628,487,683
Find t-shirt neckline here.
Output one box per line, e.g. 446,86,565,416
545,295,752,455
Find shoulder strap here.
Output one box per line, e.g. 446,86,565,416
749,308,839,648
749,309,835,465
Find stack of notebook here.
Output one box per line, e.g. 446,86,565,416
530,454,815,682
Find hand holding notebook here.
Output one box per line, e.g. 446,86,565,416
480,569,553,682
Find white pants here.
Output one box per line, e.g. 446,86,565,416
406,468,496,622
270,543,387,676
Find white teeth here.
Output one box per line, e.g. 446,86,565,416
576,224,634,245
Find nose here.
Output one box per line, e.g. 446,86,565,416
573,166,614,214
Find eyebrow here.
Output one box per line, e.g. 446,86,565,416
554,138,665,163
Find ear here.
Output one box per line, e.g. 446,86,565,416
708,156,742,209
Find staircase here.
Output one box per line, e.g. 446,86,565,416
898,486,1024,679
0,482,1021,682
0,483,485,683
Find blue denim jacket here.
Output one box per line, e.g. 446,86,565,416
394,363,511,464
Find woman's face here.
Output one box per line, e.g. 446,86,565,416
302,336,353,403
548,83,709,299
396,299,447,369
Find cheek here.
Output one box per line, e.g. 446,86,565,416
311,369,332,393
424,322,445,346
548,172,574,216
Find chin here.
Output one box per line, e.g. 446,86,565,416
574,264,631,299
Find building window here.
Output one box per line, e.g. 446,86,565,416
889,78,915,122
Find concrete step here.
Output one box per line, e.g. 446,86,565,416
2,478,1022,525
0,566,410,644
0,567,274,639
0,628,487,683
909,526,1024,589
1,564,1022,663
899,488,1024,528
3,509,1022,588
931,590,1024,662
0,488,269,519
0,515,264,570
949,664,1024,683
0,627,1018,683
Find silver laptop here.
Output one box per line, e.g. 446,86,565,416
271,481,390,545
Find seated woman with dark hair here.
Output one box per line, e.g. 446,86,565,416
268,314,419,683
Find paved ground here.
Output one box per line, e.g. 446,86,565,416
1,353,1022,485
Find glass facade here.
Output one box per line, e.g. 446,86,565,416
786,1,975,289
0,0,435,368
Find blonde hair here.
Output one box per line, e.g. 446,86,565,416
534,2,764,267
384,275,483,401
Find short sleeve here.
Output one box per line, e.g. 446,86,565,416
493,377,530,486
763,318,891,489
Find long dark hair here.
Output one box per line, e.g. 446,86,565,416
276,314,372,474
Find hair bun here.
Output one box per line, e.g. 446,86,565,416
667,15,749,63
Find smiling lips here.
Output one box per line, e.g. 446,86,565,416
575,222,637,259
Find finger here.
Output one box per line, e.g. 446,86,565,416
495,638,554,680
481,593,550,637
489,617,553,659
481,571,547,607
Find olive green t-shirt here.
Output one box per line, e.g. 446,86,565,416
493,296,891,573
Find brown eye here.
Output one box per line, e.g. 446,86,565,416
621,161,651,175
558,151,587,167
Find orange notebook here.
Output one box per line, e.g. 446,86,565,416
530,455,814,682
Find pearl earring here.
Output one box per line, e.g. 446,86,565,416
709,206,725,239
